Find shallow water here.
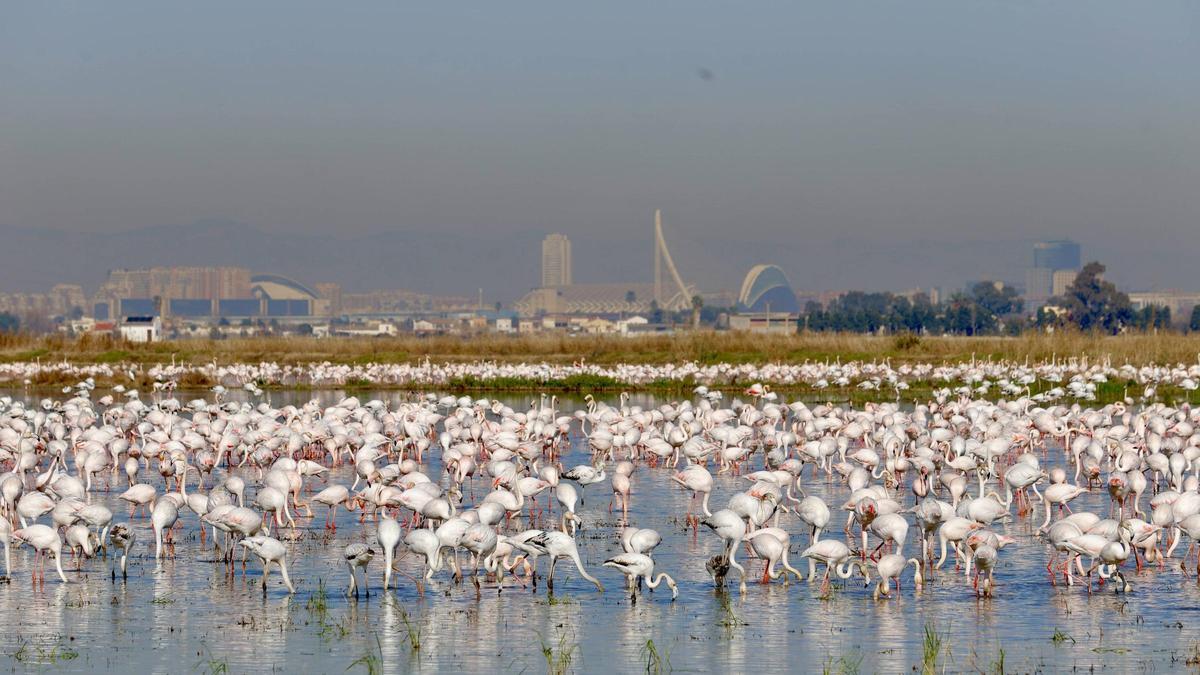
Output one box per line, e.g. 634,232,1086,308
1,389,1199,673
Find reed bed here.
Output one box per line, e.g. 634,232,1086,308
1,331,1199,368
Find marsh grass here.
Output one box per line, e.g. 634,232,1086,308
1051,628,1076,645
922,622,945,674
347,632,383,675
715,592,747,634
539,629,578,675
822,649,863,675
194,642,229,675
3,332,1200,370
7,636,80,666
306,579,329,620
641,638,671,674
400,609,422,652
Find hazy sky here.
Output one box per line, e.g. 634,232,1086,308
2,2,1198,294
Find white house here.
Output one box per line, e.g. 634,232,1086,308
119,316,161,343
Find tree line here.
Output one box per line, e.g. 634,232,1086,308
801,262,1177,335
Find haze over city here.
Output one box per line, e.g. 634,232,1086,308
4,2,1199,301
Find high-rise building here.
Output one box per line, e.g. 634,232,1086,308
97,266,252,300
1033,240,1081,271
1024,268,1054,306
1051,269,1077,297
1026,239,1081,309
541,234,572,287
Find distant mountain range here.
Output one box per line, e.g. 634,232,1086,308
0,219,1047,302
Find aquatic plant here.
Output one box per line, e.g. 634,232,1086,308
540,592,577,606
921,622,944,674
641,638,672,674
715,592,747,633
400,609,422,652
306,579,329,620
7,637,79,666
822,649,862,675
990,648,1005,675
194,642,229,675
1050,628,1075,645
347,633,383,675
539,629,578,675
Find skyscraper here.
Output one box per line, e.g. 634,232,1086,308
541,234,572,287
1033,240,1081,271
1026,239,1081,309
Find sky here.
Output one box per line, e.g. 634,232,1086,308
2,1,1198,297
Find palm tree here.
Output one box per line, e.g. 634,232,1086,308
691,295,704,329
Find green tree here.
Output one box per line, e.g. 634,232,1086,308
971,281,1022,317
1191,304,1200,332
0,312,18,333
625,290,637,304
1057,262,1133,334
691,295,704,328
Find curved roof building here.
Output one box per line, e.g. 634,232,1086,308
250,274,319,300
738,264,798,313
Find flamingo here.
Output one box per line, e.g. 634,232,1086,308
12,524,68,584
527,531,604,592
603,552,678,600
377,517,402,590
109,523,135,580
344,543,374,598
701,509,747,592
801,539,867,592
871,553,923,600
239,535,295,594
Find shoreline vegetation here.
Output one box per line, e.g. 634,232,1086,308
3,331,1199,366
1,332,1199,404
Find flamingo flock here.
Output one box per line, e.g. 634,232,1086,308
2,373,1200,612
3,355,1200,402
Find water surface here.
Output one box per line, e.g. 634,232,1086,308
0,389,1196,673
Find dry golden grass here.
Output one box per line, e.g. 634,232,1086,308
1,330,1199,367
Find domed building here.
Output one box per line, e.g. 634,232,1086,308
251,274,325,317
738,264,798,313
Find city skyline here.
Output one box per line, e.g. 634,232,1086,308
4,3,1198,297
0,222,1180,303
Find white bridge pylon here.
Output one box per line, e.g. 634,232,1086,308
653,209,693,310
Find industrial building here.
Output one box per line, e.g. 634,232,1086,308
91,267,337,321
